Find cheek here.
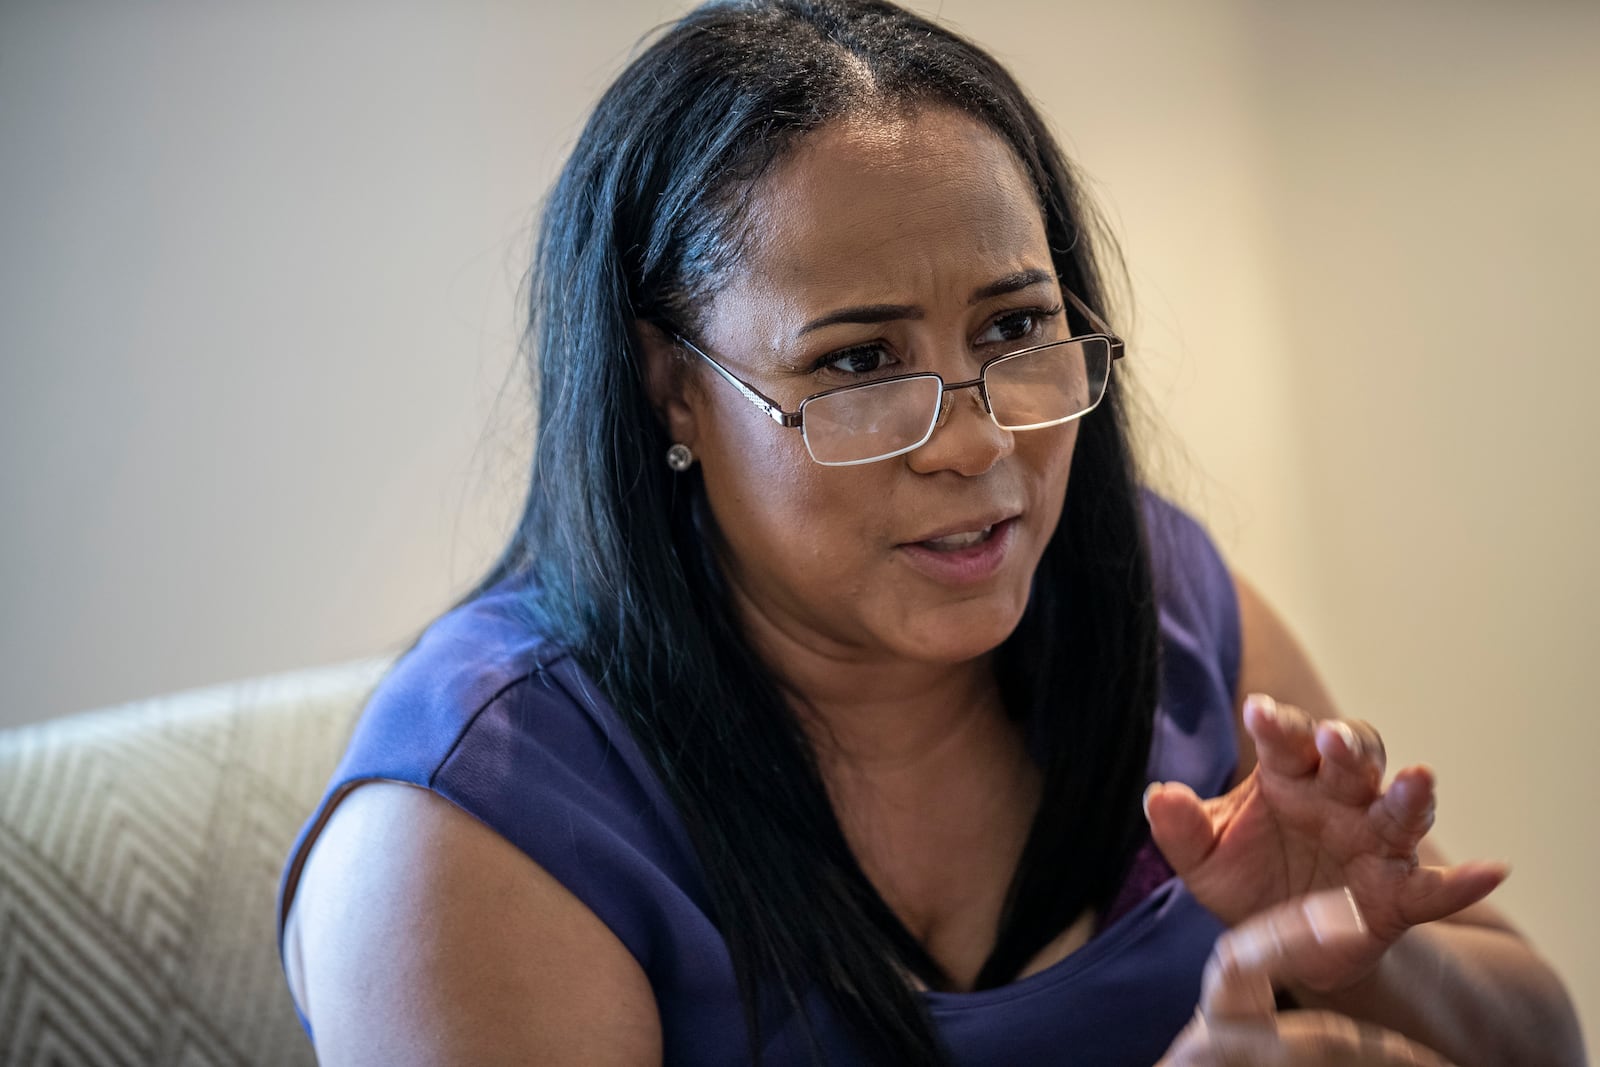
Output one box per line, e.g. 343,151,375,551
1013,424,1079,568
1052,426,1079,498
1027,422,1078,508
697,412,897,600
698,401,810,518
696,405,834,566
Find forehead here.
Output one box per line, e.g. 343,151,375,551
724,108,1051,320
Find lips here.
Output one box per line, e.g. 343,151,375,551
919,526,996,552
895,515,1021,585
902,510,1019,550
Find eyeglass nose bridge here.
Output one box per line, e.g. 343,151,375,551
931,373,993,430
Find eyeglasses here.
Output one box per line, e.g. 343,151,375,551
673,290,1125,467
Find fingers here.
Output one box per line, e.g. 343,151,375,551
1245,691,1389,807
1372,764,1436,854
1145,780,1217,875
1164,1011,1452,1066
1314,717,1386,805
1163,890,1450,1066
1396,860,1509,928
1273,1012,1453,1066
1201,888,1369,1023
1244,694,1320,777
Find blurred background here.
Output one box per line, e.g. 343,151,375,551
2,0,1595,1042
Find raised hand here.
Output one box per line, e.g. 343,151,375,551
1159,888,1454,1065
1144,694,1506,991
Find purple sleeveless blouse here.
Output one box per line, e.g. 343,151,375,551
279,493,1241,1065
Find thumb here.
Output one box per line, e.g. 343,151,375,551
1144,780,1216,876
1202,888,1370,1022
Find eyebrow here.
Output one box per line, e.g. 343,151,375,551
795,268,1058,336
797,303,922,336
969,269,1057,304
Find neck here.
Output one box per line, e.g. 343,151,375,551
727,573,1047,989
747,586,1032,798
808,659,1002,769
732,591,1008,774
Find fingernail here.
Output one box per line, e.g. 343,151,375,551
1247,693,1278,722
1142,781,1162,821
1303,887,1367,943
1327,719,1358,754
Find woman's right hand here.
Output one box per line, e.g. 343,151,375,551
1158,888,1453,1066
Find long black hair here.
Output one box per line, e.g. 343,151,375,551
474,1,1160,1061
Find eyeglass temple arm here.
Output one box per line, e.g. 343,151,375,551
1062,290,1126,361
673,335,803,428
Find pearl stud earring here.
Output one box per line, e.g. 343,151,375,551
665,443,695,472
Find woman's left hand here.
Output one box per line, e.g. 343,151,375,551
1144,694,1506,993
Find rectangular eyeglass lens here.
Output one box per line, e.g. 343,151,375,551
802,376,943,464
987,340,1106,430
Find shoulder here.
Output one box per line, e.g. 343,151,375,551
337,581,571,787
1141,490,1243,702
1135,493,1338,782
310,581,676,839
284,579,708,957
1141,491,1238,628
1232,573,1339,720
286,781,663,1065
1137,494,1342,730
282,584,675,1063
1139,491,1245,797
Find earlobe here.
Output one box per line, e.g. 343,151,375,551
636,320,699,448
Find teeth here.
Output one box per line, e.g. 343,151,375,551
923,526,994,551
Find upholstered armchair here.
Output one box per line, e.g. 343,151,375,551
0,659,389,1066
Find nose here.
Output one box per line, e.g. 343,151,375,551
906,378,1011,476
930,378,991,430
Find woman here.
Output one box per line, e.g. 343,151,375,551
278,1,1583,1063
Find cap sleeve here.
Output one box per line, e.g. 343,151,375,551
1142,491,1242,798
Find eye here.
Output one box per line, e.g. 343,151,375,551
814,344,897,376
977,305,1064,346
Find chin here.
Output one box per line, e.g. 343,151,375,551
894,591,1029,665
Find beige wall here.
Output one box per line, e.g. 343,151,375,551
2,0,1593,1042
1246,0,1600,1039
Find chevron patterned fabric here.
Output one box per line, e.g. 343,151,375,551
0,659,390,1066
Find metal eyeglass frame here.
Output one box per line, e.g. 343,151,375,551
671,289,1126,467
